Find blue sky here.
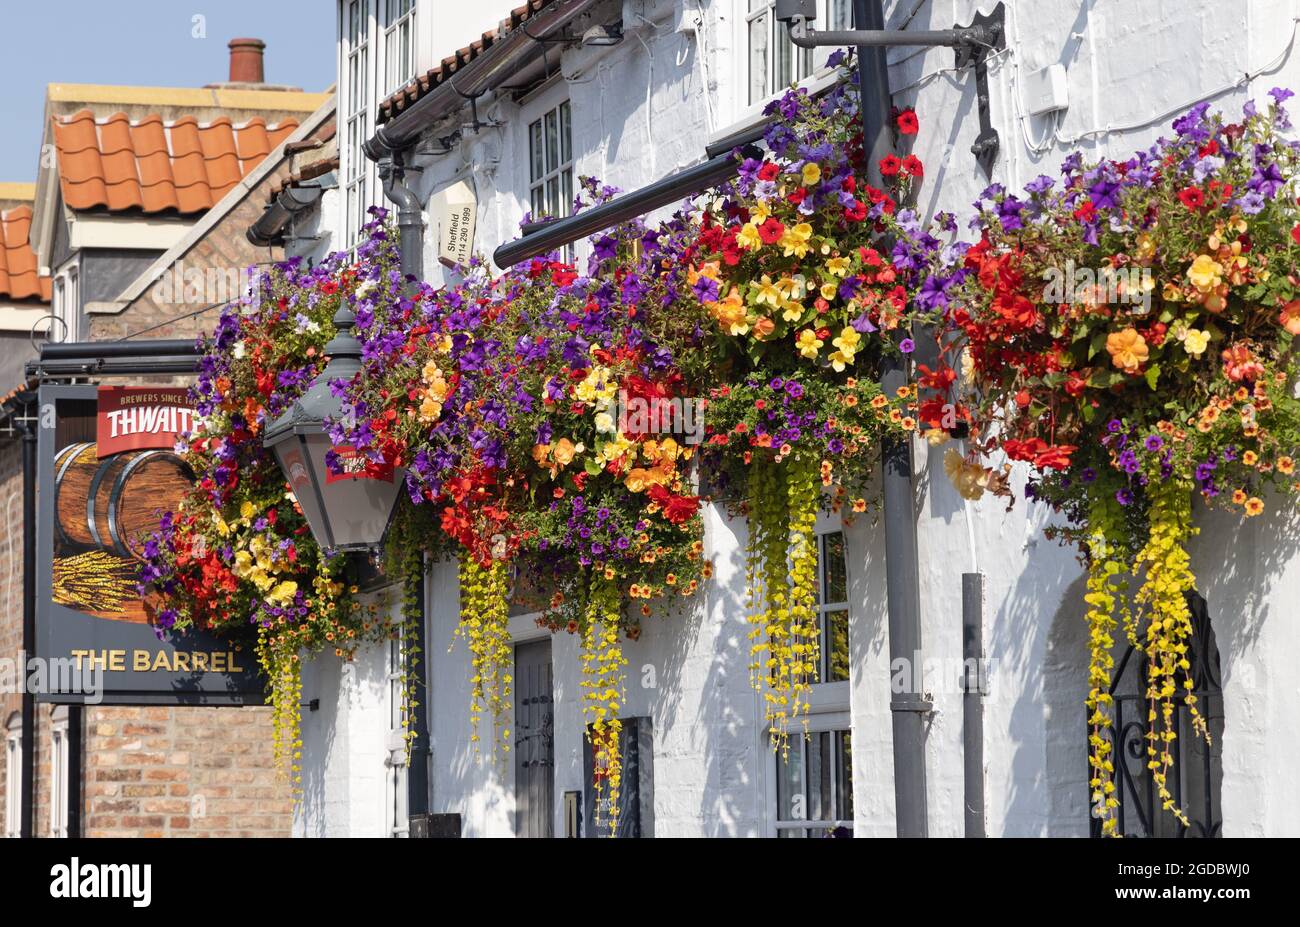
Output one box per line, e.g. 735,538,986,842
0,0,335,181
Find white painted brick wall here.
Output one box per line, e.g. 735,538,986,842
295,0,1300,837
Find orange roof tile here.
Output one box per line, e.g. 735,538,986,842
52,109,300,215
0,204,52,303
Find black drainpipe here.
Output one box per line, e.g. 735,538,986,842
372,147,431,833
853,0,931,838
18,389,37,838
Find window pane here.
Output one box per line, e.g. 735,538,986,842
775,17,793,90
547,177,559,219
531,185,544,219
822,531,846,603
559,100,572,164
560,169,573,219
808,731,831,821
826,608,850,682
529,120,544,182
748,12,769,105
545,110,559,173
776,742,805,822
837,730,854,820
829,0,852,30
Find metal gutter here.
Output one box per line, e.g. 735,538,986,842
852,0,930,839
247,183,325,247
364,0,600,159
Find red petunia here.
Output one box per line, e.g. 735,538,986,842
1178,186,1205,210
896,109,919,135
844,199,868,222
901,155,924,178
879,155,901,177
1291,223,1300,246
757,217,786,245
758,161,780,181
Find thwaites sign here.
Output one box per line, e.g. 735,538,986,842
36,384,265,705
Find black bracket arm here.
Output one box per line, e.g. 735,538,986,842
779,1,1006,177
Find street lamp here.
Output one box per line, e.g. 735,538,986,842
264,304,402,553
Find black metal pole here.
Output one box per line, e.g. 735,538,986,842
854,0,930,838
962,572,985,837
375,153,434,835
494,151,753,268
19,391,37,838
406,555,431,833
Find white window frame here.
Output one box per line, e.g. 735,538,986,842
813,528,850,686
733,0,853,125
382,0,418,97
384,633,409,838
526,98,574,226
339,0,419,250
769,717,854,837
49,706,69,838
51,262,80,342
4,714,21,839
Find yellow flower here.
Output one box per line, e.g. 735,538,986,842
828,351,853,372
819,281,838,301
418,395,443,423
825,255,850,278
779,222,814,258
832,326,861,357
754,275,783,308
1105,327,1149,373
943,449,991,501
1244,496,1264,517
801,162,822,186
736,223,763,251
796,329,823,359
1187,254,1224,291
780,300,805,323
1181,328,1210,357
267,580,299,608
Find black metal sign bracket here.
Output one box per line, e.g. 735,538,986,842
780,0,1007,177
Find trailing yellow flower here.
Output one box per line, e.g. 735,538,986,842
745,456,820,756
456,555,513,759
1133,476,1205,831
580,571,628,836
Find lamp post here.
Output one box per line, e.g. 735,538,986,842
263,305,402,553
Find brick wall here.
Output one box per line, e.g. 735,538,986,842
84,706,292,837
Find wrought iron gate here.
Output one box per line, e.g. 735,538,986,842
1090,592,1224,837
514,639,555,838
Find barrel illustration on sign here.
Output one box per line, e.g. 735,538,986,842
50,388,194,624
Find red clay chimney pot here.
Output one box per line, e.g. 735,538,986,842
228,37,266,84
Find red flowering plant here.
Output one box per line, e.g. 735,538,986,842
687,60,952,739
139,237,401,786
335,195,715,829
938,91,1300,834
